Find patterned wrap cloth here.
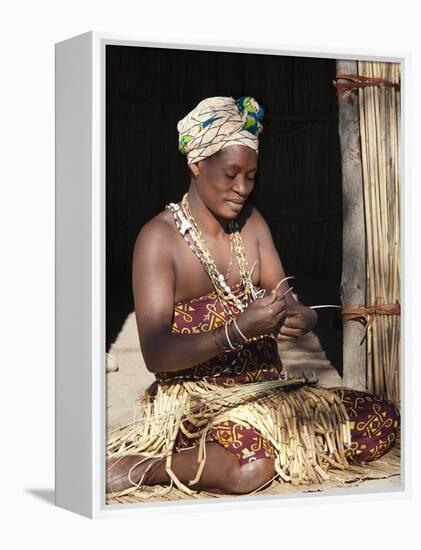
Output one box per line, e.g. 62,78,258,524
156,288,400,467
177,96,264,165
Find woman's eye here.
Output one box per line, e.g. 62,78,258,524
225,173,255,181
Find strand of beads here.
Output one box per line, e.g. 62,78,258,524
168,194,277,346
182,194,257,310
181,194,249,312
167,200,241,321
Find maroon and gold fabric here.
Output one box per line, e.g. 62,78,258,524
331,388,400,463
158,289,400,467
156,288,283,385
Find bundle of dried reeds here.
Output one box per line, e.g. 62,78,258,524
107,378,352,496
357,61,401,402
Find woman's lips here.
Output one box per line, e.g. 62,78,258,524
226,199,245,210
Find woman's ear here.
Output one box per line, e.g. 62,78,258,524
188,162,200,179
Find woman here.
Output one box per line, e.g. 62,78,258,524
107,96,399,496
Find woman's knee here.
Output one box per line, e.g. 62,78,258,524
224,458,275,494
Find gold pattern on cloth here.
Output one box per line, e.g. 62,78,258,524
209,420,277,463
331,388,400,463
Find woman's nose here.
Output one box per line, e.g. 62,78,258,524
233,177,253,196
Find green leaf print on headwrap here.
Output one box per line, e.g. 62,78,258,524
236,96,265,136
179,134,193,153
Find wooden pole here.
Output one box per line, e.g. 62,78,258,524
336,60,367,390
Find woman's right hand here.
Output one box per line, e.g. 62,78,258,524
236,289,288,339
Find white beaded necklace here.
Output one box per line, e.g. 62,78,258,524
166,194,256,315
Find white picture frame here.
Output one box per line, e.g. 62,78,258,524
55,31,410,519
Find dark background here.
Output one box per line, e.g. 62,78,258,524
106,45,344,374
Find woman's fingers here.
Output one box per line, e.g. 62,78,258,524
277,333,296,342
269,299,287,322
274,303,287,320
278,326,304,338
260,292,283,311
263,286,289,305
281,314,304,329
265,289,279,304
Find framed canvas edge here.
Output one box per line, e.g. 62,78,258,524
55,30,412,519
55,31,94,519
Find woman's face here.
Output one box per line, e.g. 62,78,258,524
192,145,257,219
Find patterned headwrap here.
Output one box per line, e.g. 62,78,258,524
177,96,264,165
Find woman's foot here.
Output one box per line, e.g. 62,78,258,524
106,455,160,493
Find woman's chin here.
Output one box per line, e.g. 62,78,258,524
221,209,239,221
223,201,244,218
211,201,244,221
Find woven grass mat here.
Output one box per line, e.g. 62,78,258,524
106,442,401,505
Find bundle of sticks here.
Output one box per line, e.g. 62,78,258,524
358,61,401,402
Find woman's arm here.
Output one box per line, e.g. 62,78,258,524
132,219,223,373
251,207,318,340
133,216,287,373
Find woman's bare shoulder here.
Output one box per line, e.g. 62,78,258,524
134,207,178,257
238,204,268,235
248,205,268,225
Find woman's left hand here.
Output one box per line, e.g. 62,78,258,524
277,302,318,342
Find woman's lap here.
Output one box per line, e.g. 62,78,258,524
176,388,400,467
